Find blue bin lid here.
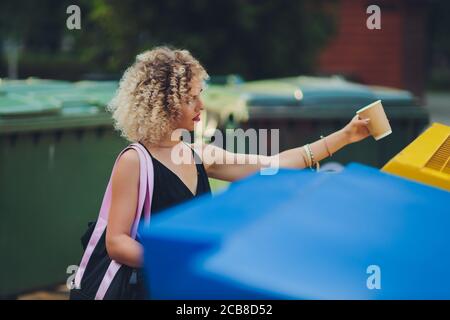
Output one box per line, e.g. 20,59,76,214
141,163,450,299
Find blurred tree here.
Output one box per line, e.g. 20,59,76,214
0,0,336,80
75,0,336,79
427,0,450,90
0,0,69,51
0,0,87,79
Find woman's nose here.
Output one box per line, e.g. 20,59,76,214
197,99,204,111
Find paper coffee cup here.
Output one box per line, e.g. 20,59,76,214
356,100,392,140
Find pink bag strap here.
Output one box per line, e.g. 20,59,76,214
95,143,154,299
73,143,154,299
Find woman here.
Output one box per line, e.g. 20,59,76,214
105,46,371,297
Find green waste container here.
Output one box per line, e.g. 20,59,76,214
0,78,73,96
206,74,244,86
72,80,119,107
221,76,429,168
0,79,127,297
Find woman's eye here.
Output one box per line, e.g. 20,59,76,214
189,97,198,104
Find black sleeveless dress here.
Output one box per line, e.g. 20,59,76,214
139,142,212,216
135,142,212,298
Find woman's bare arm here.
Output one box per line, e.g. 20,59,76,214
105,149,143,268
203,115,370,182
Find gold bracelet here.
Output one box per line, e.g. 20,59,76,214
306,144,315,165
303,145,313,170
307,143,320,172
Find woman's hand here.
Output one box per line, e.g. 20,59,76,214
341,114,371,144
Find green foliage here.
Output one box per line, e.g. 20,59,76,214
427,0,450,90
78,0,336,79
0,0,72,50
1,0,336,80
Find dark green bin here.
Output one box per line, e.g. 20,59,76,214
0,79,127,297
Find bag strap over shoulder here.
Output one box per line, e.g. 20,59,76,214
73,143,154,299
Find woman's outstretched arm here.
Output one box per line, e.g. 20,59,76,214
105,149,143,268
203,115,371,181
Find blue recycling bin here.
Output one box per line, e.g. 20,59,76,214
141,163,450,299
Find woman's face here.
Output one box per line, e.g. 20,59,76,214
177,79,204,132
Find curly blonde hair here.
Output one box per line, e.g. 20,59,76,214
107,46,209,145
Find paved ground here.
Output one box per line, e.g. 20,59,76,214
17,285,69,300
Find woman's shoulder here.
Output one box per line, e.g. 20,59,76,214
113,148,140,184
120,148,140,166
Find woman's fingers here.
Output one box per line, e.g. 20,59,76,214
357,117,370,126
355,114,370,124
356,117,370,136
